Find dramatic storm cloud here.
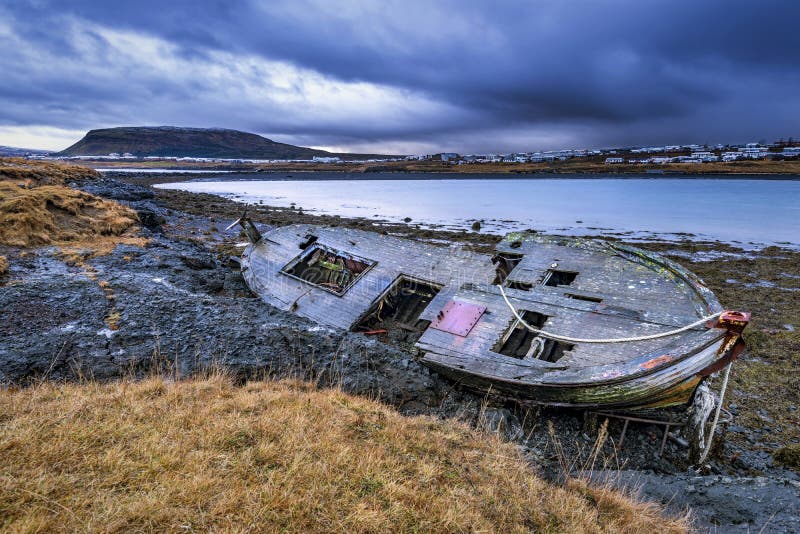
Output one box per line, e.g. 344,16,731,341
1,0,799,152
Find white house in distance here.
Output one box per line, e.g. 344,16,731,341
738,143,769,159
690,151,719,162
604,157,625,164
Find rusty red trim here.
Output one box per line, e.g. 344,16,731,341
699,309,750,376
698,336,746,377
641,354,674,370
713,310,751,333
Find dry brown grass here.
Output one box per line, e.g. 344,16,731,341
0,181,138,255
0,162,145,279
0,254,7,277
0,181,140,248
0,376,688,533
0,157,140,254
0,157,100,186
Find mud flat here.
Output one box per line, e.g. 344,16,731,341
2,173,798,531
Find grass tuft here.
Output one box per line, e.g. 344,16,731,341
774,444,800,470
0,377,689,533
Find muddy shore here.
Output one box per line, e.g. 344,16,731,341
1,173,798,531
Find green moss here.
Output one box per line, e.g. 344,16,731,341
744,328,770,354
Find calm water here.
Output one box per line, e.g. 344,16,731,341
154,174,800,247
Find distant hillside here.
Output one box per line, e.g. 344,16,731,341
59,126,353,160
0,145,51,157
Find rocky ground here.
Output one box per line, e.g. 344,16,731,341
1,174,798,532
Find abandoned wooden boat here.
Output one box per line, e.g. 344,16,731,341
234,218,748,412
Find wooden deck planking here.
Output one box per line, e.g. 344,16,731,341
243,225,496,330
244,225,723,375
416,283,712,368
502,241,701,316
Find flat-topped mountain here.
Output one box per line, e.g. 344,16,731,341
59,126,349,160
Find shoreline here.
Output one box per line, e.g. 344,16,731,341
79,156,800,177
102,168,800,183
143,172,800,251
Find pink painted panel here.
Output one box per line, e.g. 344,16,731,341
430,300,486,337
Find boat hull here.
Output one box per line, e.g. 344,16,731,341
235,223,747,412
421,332,743,410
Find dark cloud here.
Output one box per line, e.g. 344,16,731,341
1,0,799,152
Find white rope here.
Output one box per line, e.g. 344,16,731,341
496,284,723,344
697,361,733,465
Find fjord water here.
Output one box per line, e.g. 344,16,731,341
155,175,800,247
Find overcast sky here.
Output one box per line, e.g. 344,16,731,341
1,0,799,153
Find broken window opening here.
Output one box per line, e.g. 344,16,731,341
542,270,578,287
493,310,574,363
298,234,318,250
352,276,442,345
281,244,374,296
492,252,524,285
565,293,602,303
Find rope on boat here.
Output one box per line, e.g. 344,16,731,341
697,360,733,465
496,284,723,344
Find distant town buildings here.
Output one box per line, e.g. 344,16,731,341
24,138,800,166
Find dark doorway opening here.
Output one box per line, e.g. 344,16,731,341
494,310,574,362
352,276,442,345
